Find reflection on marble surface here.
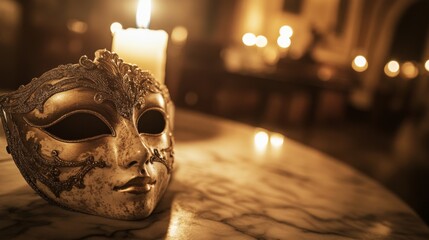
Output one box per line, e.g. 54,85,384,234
1,109,429,239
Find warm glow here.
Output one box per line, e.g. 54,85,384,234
184,91,198,106
171,26,188,45
110,22,123,35
401,61,419,79
279,25,293,37
352,55,368,72
277,35,291,48
425,59,429,72
67,19,88,34
317,66,334,81
384,60,400,78
254,130,269,151
167,215,180,236
262,47,279,65
354,55,367,67
270,133,284,148
137,0,151,28
242,33,256,46
165,206,194,238
255,35,268,48
387,60,400,72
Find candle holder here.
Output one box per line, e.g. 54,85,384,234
0,49,174,220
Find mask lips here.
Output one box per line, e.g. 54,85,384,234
113,176,157,194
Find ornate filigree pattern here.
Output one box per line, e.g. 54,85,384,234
0,116,107,200
150,135,175,174
33,144,107,198
0,49,167,119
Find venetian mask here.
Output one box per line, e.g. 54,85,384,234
0,49,174,220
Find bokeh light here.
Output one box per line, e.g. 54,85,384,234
277,35,291,48
279,25,293,37
317,66,334,81
255,35,268,48
384,60,400,78
171,26,188,45
67,19,88,34
110,22,123,35
351,55,368,72
270,133,284,148
401,61,419,79
242,33,256,46
254,130,269,151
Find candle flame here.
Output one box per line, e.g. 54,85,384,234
136,0,151,28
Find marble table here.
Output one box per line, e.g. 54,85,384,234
1,109,428,239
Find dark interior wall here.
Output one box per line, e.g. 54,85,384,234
0,0,237,89
1,0,117,88
389,0,429,61
0,0,20,90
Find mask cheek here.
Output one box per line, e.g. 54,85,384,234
18,125,118,215
56,168,114,216
37,149,124,217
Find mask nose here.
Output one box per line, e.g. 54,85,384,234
122,148,148,169
117,131,150,170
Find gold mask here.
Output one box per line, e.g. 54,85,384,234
0,49,174,220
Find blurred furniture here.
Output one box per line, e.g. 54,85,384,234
174,47,358,125
221,61,356,124
1,109,428,239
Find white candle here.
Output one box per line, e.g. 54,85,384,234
111,0,168,84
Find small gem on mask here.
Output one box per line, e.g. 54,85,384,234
94,93,105,104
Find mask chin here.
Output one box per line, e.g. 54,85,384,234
0,49,175,220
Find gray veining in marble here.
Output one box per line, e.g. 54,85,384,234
1,109,429,239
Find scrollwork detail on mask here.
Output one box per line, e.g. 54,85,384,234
150,136,175,173
47,149,108,197
0,49,169,119
2,119,107,199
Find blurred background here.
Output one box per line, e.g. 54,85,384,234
0,0,428,224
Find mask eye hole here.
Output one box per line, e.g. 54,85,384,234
137,109,166,135
43,112,113,141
